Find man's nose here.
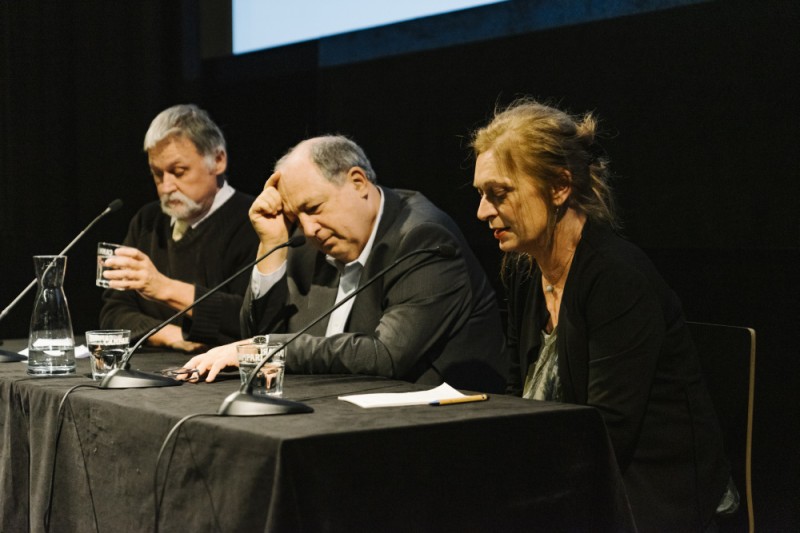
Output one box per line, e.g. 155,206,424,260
298,214,319,237
159,174,179,194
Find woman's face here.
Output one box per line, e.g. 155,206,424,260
474,150,552,256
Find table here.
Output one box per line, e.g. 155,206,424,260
1,342,634,532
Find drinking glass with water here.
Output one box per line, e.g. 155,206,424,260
236,341,285,397
85,329,130,380
96,242,123,289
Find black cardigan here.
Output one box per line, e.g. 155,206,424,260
505,220,729,532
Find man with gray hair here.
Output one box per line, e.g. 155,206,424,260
184,135,507,392
99,104,258,351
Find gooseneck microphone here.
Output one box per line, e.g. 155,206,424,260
217,243,458,416
99,235,306,389
0,199,123,363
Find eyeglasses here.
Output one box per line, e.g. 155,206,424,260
160,367,199,379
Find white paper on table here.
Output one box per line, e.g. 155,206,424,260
17,344,90,359
338,382,467,408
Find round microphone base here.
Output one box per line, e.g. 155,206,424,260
100,367,182,389
218,390,313,416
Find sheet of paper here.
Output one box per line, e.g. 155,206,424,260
338,382,466,408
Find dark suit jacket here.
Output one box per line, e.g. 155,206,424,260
241,187,507,393
505,220,729,532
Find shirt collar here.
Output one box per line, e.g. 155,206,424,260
325,186,385,271
171,180,236,229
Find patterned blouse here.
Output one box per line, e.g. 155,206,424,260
522,327,562,401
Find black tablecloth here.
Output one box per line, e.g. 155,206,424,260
1,342,634,532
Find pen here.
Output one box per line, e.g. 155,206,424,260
429,394,488,406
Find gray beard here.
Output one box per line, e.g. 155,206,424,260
160,191,204,220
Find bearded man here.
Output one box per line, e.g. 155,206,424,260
98,104,258,351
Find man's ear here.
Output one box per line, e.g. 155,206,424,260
347,166,369,191
214,149,228,176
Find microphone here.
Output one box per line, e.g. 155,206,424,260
217,243,458,416
0,199,123,363
99,235,306,389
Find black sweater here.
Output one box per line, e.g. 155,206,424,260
99,190,258,346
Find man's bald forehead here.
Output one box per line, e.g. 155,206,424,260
276,141,309,170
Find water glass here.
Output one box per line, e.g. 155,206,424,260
96,242,123,289
236,341,285,397
86,329,130,380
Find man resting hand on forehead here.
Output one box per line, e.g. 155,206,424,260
183,135,506,392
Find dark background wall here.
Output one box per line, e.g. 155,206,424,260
1,0,797,529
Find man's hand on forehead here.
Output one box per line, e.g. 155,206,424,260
265,170,281,193
266,170,299,225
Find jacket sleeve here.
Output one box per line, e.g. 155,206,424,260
251,224,476,382
504,263,527,396
580,264,665,471
240,273,290,339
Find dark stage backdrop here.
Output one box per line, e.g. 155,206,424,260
2,1,797,529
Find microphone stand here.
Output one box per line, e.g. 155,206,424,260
0,199,123,363
217,244,456,416
99,236,305,389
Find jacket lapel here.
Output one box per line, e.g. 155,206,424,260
347,187,403,333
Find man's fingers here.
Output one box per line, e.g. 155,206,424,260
205,359,227,383
112,246,143,260
265,171,281,190
183,355,201,370
251,187,284,217
180,343,240,383
103,256,138,272
104,250,148,272
183,355,211,378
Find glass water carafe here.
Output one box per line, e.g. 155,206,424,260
28,255,75,375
